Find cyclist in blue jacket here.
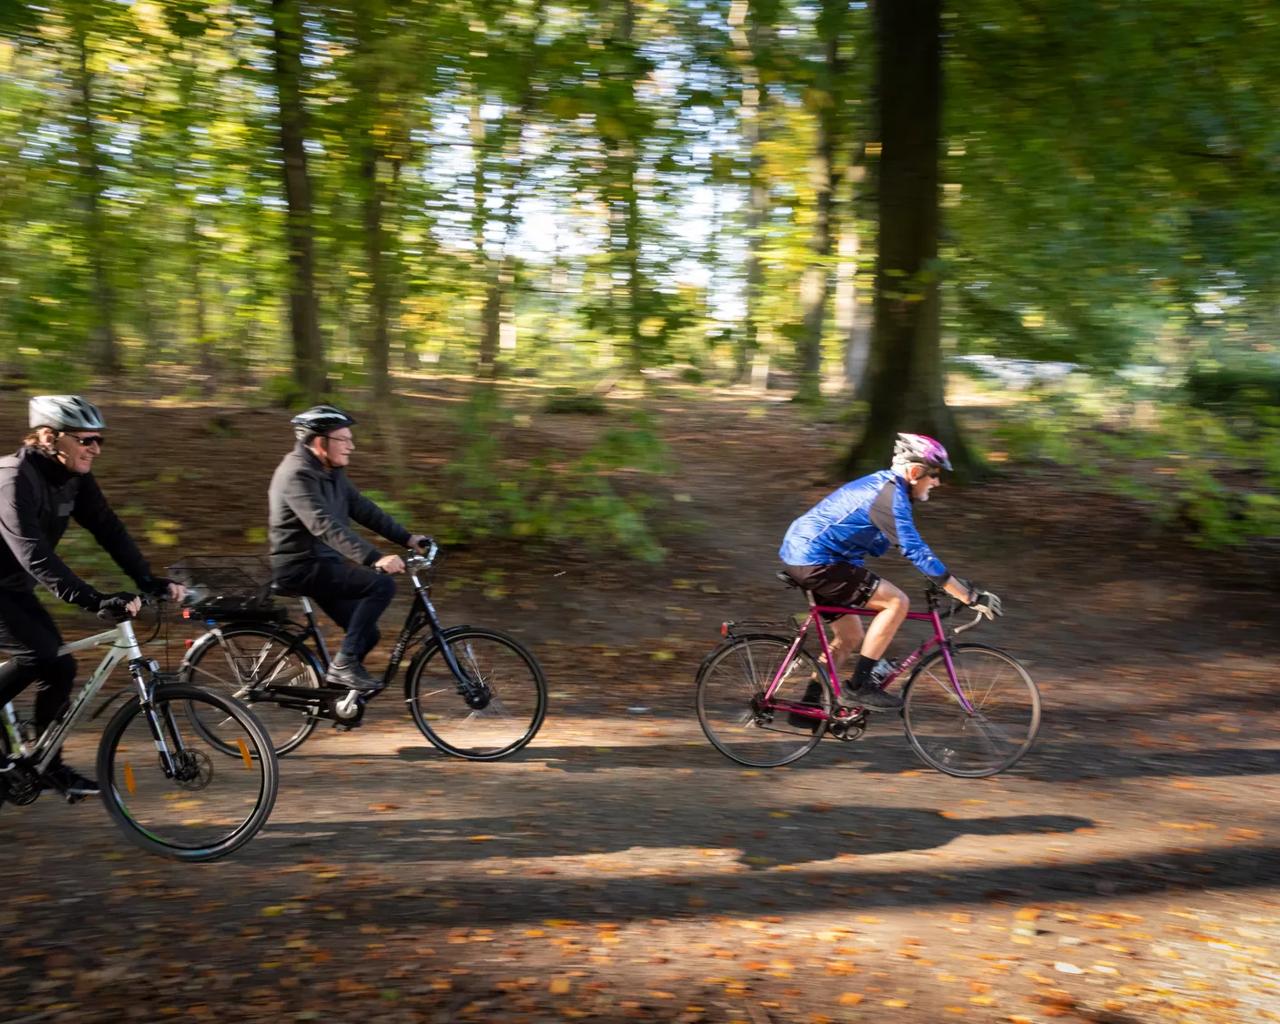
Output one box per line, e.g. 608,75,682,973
779,433,1001,711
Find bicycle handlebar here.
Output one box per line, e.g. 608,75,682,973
405,536,439,570
952,610,987,636
95,593,165,624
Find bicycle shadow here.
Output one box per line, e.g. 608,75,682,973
393,734,925,772
390,737,1280,783
257,792,1092,870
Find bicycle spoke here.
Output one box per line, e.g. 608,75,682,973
408,630,546,760
696,637,829,768
181,628,321,758
904,645,1040,778
100,687,277,861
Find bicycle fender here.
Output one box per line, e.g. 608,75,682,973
402,624,475,700
180,624,315,673
694,633,800,685
180,627,226,669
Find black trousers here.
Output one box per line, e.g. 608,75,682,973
0,589,78,738
275,560,396,662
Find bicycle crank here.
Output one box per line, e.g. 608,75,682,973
827,710,868,742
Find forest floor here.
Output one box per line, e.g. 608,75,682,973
1,376,1277,1024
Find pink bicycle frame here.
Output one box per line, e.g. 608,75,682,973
762,595,975,721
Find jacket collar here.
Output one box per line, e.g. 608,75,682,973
295,440,337,476
23,445,77,487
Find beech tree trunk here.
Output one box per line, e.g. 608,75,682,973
843,0,975,477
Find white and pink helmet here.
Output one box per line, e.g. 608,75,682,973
892,432,952,474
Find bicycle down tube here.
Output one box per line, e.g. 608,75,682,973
763,601,978,717
2,620,142,775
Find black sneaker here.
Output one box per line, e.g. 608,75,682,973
837,682,903,712
42,763,100,798
326,656,379,692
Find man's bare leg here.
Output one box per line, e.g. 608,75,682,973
822,614,865,679
858,580,908,660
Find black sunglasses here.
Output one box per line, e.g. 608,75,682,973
66,434,105,448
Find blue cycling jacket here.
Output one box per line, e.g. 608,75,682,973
778,469,948,580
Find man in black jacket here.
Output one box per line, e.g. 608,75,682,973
0,395,185,798
269,406,427,692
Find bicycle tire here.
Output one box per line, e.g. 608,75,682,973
406,627,547,760
696,635,831,767
902,643,1041,778
180,625,322,757
97,683,279,861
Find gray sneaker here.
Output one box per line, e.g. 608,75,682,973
837,682,903,712
326,656,379,692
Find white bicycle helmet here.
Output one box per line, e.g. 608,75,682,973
29,395,106,431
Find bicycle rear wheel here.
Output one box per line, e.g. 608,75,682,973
696,635,830,767
902,643,1041,778
97,683,278,861
406,628,547,760
180,626,321,757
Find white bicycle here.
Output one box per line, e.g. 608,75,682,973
1,601,278,861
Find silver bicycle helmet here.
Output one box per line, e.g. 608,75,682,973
291,404,356,441
28,395,106,431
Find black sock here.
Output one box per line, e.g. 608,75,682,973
852,655,877,690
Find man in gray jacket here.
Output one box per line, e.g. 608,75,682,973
268,406,427,691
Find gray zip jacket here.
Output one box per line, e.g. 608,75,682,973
267,443,411,575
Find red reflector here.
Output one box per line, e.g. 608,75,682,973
720,622,729,637
181,608,192,620
184,639,193,648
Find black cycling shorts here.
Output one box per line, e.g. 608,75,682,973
782,563,881,618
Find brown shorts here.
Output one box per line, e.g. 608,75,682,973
782,563,881,618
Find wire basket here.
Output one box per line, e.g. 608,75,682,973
168,555,277,619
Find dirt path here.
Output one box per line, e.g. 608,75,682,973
2,385,1277,1023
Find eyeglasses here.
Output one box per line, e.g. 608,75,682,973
926,470,941,479
66,434,105,449
324,435,355,448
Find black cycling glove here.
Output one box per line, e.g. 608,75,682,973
96,593,137,622
137,575,174,597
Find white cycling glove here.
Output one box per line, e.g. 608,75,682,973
970,590,1002,619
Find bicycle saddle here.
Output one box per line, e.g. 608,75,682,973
269,580,303,598
775,571,803,589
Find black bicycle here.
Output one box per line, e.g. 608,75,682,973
175,540,547,761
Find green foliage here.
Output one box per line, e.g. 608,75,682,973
262,375,310,411
988,373,1280,549
358,488,417,532
542,389,608,416
437,389,667,562
1185,359,1280,417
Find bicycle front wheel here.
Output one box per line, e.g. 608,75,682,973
407,628,547,760
696,635,830,767
97,684,279,861
902,643,1041,778
180,626,321,757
